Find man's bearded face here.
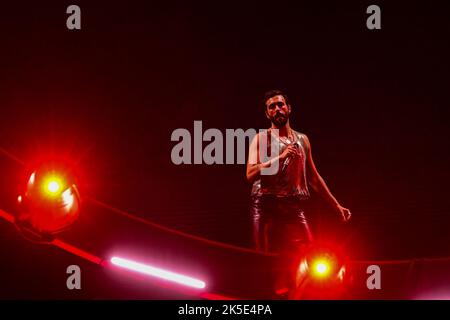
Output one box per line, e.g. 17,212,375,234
265,95,291,127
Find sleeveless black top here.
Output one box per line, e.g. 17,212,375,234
251,129,311,199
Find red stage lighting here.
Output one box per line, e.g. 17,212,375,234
312,259,331,278
291,245,348,299
17,163,81,234
306,252,342,281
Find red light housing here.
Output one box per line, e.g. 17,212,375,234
18,163,81,234
292,244,348,299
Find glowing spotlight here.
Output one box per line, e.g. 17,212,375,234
42,176,64,197
17,164,81,234
111,256,206,289
47,180,60,193
315,262,328,276
293,247,348,299
311,257,334,278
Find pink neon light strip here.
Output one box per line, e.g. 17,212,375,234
110,256,206,289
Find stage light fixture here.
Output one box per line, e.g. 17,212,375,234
17,164,81,234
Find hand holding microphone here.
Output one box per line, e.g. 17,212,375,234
281,142,300,173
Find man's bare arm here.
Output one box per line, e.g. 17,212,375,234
246,133,295,183
246,133,279,183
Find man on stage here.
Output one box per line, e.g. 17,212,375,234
246,89,351,295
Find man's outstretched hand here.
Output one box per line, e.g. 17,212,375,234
337,205,352,222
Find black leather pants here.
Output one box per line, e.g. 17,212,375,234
251,194,313,254
251,194,313,296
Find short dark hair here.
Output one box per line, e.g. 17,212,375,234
262,89,291,111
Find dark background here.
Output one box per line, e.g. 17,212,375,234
0,1,449,298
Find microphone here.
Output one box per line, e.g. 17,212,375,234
281,142,299,173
